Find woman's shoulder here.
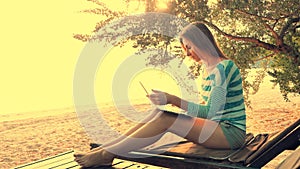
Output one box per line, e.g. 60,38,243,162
214,59,241,81
210,60,239,76
215,59,234,70
217,59,240,72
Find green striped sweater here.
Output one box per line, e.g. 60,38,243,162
187,60,246,131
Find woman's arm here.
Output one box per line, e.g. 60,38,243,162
167,94,189,111
148,89,211,118
148,89,189,111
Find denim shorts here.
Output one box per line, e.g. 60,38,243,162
220,121,246,149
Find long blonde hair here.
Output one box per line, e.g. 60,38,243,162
179,22,227,59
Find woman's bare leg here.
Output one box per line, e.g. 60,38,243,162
95,109,162,149
75,111,230,167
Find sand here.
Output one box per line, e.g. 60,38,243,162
1,78,299,169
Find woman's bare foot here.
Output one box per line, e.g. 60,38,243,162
74,149,115,167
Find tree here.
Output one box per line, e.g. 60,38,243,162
74,0,300,105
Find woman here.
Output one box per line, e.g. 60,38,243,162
74,22,246,167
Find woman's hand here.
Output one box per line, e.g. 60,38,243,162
147,89,172,105
147,89,189,111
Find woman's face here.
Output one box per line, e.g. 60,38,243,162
181,38,203,62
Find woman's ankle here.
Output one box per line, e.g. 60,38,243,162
103,149,115,159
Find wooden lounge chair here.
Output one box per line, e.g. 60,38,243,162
14,119,299,169
92,118,300,169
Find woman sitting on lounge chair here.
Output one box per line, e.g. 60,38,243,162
74,22,247,168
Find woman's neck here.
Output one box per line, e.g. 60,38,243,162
204,56,224,71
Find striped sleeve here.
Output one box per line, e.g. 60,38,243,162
187,102,208,118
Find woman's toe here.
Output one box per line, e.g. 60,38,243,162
74,158,82,163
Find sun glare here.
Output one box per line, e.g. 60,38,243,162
156,0,169,10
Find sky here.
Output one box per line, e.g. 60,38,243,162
0,0,92,114
0,0,182,115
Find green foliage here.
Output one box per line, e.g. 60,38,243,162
74,0,300,106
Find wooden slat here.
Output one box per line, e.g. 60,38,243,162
14,150,168,169
112,159,167,169
15,150,77,169
49,161,79,169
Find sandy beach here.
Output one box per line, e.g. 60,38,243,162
1,77,299,169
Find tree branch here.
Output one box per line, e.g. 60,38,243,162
235,9,277,21
236,9,281,45
279,17,300,38
234,7,300,21
252,53,275,62
263,23,283,46
202,20,280,52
